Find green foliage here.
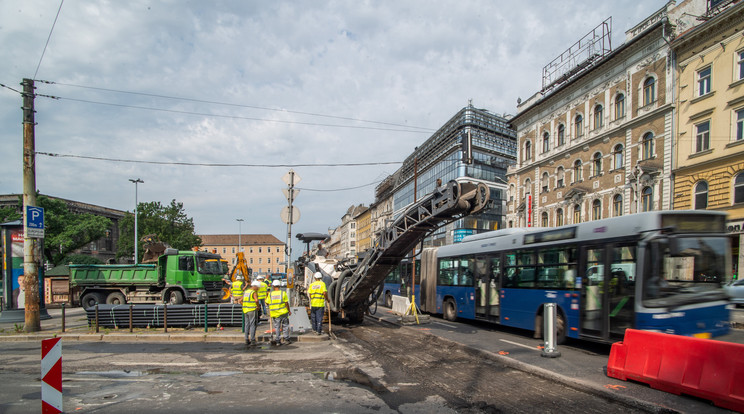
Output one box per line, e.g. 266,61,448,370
117,199,202,261
38,195,112,266
62,254,104,265
0,206,21,223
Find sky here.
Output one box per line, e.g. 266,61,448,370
0,0,666,256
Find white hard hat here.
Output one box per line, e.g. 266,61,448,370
314,272,322,279
251,281,261,287
272,280,281,287
257,275,265,280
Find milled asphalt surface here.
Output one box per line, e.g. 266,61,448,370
2,305,743,413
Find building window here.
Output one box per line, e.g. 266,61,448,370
642,186,653,212
594,104,603,129
541,212,548,228
524,179,532,199
258,247,262,253
575,114,584,137
509,184,515,202
542,132,550,153
258,258,262,264
541,172,550,193
250,258,254,264
592,199,601,221
738,50,744,81
736,108,744,142
277,247,281,253
698,66,711,96
573,204,581,224
250,247,253,253
613,144,624,169
642,132,654,160
695,121,710,152
556,208,564,226
694,181,708,210
222,248,226,254
231,247,235,254
556,167,565,188
524,141,532,161
615,94,625,119
613,194,623,216
557,124,565,146
735,173,744,204
643,77,656,106
592,152,602,177
573,160,583,182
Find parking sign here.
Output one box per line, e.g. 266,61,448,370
26,205,44,238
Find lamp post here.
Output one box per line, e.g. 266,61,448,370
236,218,244,253
129,178,144,264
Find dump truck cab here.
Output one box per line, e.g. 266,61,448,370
159,249,225,303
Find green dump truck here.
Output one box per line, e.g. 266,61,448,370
69,249,226,307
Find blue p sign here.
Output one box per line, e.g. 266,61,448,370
26,206,45,238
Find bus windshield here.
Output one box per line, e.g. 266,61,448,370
643,236,729,308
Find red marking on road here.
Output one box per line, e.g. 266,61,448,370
604,384,627,391
498,351,509,355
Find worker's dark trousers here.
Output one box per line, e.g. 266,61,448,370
244,310,258,342
310,306,324,334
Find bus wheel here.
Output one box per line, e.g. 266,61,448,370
385,292,392,308
443,299,457,321
106,292,126,305
167,290,184,305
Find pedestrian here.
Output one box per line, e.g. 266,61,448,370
266,279,291,346
256,275,269,317
242,281,261,348
307,272,328,335
223,275,245,304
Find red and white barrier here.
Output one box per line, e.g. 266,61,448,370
41,337,62,414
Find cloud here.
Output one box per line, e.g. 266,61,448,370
0,0,667,257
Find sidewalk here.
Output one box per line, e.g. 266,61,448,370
0,306,328,343
368,308,743,414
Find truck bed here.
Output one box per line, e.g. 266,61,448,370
69,264,161,286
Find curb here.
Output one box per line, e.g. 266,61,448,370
0,331,331,343
367,314,669,414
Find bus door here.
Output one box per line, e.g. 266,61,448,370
580,245,608,338
607,243,636,339
474,255,500,320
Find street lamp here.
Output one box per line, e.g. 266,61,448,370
129,178,144,264
236,218,244,253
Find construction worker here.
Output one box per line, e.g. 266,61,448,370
223,275,245,304
266,279,292,346
307,272,328,335
256,275,269,317
242,281,261,348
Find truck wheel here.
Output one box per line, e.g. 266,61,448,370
106,292,126,305
385,292,392,308
443,298,457,321
167,290,184,305
81,292,104,309
347,306,365,324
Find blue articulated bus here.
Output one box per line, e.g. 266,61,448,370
416,211,731,343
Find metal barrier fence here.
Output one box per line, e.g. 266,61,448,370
84,303,244,329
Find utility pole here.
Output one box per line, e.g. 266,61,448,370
22,78,40,332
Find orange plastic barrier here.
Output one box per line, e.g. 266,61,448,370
607,329,744,412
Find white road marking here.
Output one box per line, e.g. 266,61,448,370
109,362,199,366
499,339,539,351
432,321,457,328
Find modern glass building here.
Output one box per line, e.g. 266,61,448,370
375,103,517,246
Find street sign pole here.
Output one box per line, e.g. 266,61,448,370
22,78,41,332
281,170,301,303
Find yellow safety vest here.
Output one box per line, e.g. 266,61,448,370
242,289,258,313
266,289,289,318
308,280,327,308
231,280,244,298
257,283,268,300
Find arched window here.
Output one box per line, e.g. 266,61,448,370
541,172,550,193
524,141,532,161
575,114,584,137
615,94,625,119
524,179,531,199
736,173,744,204
541,212,548,228
542,131,550,153
613,144,624,169
643,77,656,106
557,124,565,146
613,194,623,216
592,152,602,176
556,167,565,188
592,199,601,220
556,208,564,226
594,104,603,129
573,204,582,224
573,159,583,182
694,181,708,210
642,132,654,160
509,184,515,202
642,186,653,212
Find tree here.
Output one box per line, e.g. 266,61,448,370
38,195,112,266
117,199,202,261
0,206,21,223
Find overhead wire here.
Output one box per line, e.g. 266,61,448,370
35,151,403,168
34,0,65,80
